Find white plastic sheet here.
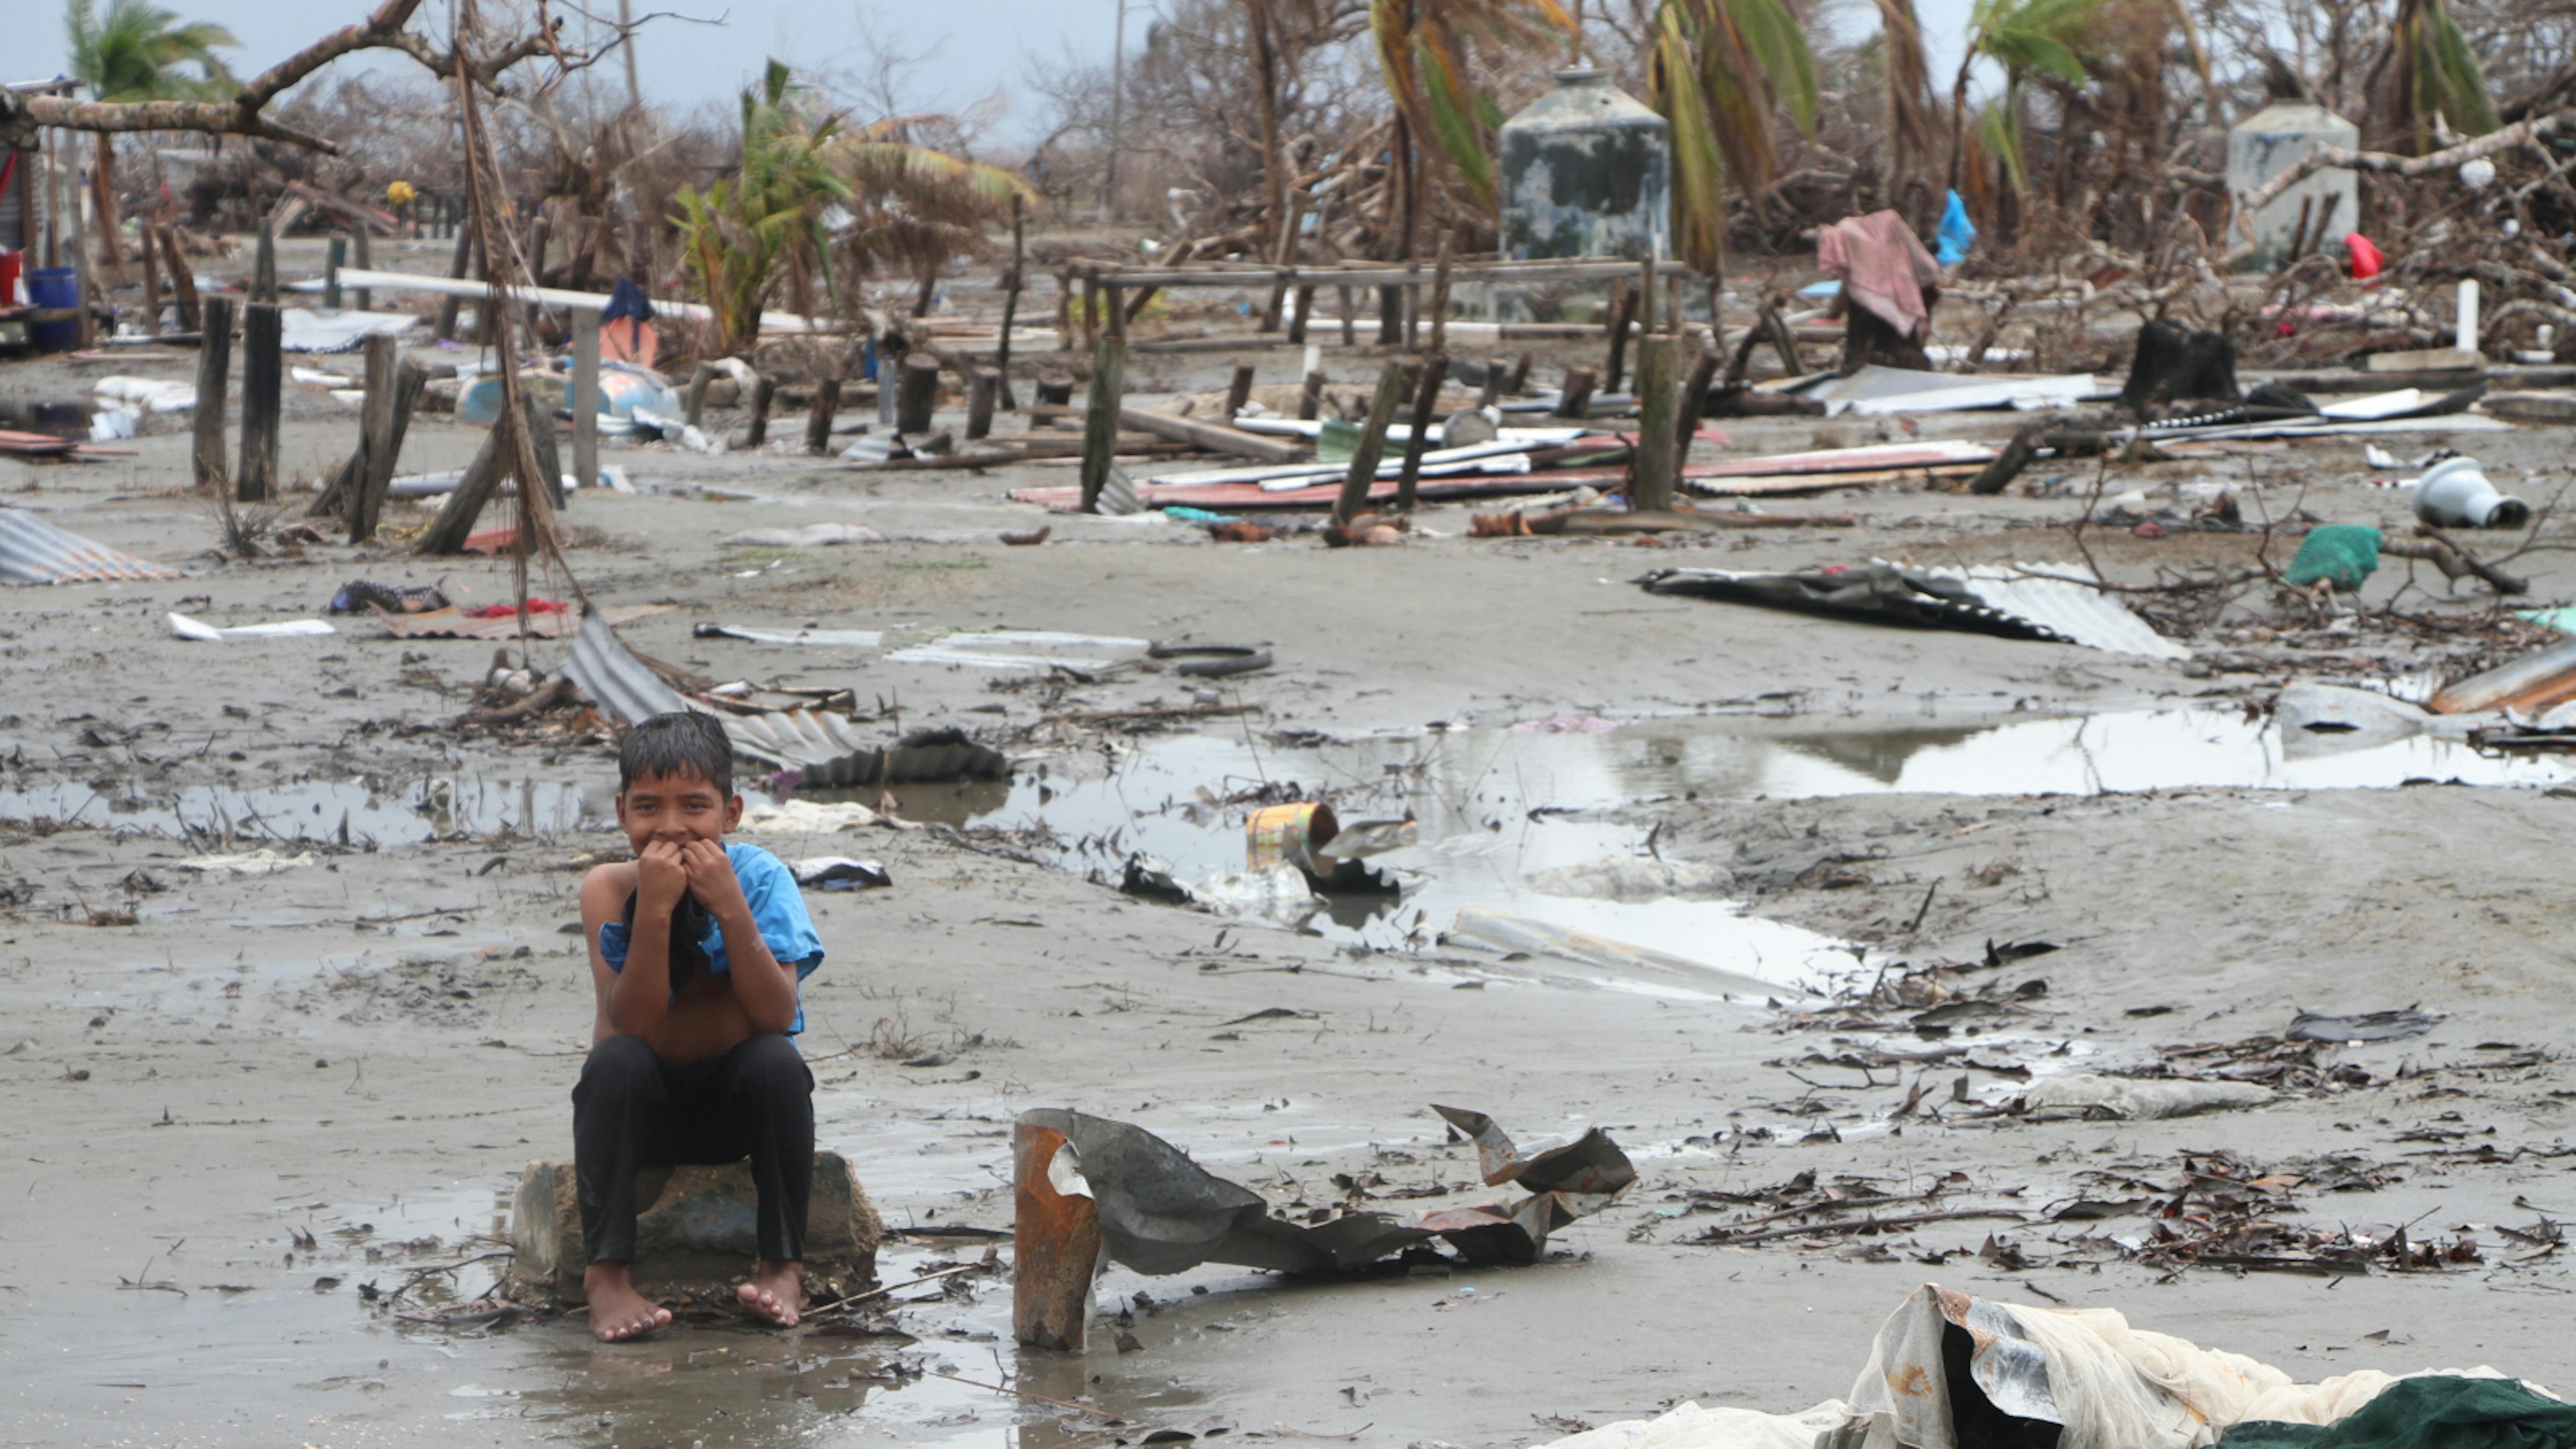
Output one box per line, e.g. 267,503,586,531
1538,1285,2530,1449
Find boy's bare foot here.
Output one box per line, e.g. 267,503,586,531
737,1259,803,1327
584,1262,672,1342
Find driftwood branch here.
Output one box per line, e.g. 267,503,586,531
2234,111,2573,234
2,0,617,156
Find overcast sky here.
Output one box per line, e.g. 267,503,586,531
16,0,1981,149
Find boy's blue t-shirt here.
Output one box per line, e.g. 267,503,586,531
597,841,826,1034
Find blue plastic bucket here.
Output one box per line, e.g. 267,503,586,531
27,267,78,352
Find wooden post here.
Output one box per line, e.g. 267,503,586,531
807,376,842,453
252,219,278,305
967,368,1000,440
1479,357,1504,407
896,355,942,434
744,374,774,449
1225,363,1256,419
1604,282,1638,392
470,231,493,346
1507,352,1533,393
434,224,473,342
684,362,715,427
1260,191,1307,332
1081,268,1100,351
524,214,550,335
1104,283,1127,343
1395,352,1446,512
1378,283,1401,345
1338,285,1356,347
1012,1121,1100,1351
1555,365,1596,420
525,389,565,510
236,302,281,502
1761,304,1803,376
1334,361,1409,523
138,223,163,338
347,334,399,540
1428,237,1454,355
71,227,98,349
1632,335,1678,512
191,295,232,492
1055,267,1074,353
350,225,372,312
1036,375,1074,409
1675,339,1721,468
997,194,1025,409
1078,335,1128,513
419,427,505,555
1639,254,1658,336
1298,369,1325,421
1286,284,1315,345
354,360,427,536
572,310,601,488
159,226,200,331
324,233,347,309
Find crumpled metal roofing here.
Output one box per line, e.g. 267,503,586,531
0,507,185,585
562,611,1007,783
1915,561,2194,661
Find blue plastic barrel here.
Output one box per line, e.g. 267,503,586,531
27,267,78,352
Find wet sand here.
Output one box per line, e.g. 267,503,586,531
8,245,2576,1446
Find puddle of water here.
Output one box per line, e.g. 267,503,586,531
0,775,615,845
1656,707,2576,797
856,707,2574,999
868,727,1854,998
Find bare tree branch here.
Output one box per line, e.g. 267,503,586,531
1,0,642,156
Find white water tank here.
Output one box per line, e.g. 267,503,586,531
2227,101,2360,270
1498,68,1671,261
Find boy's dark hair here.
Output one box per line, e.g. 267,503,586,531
618,711,734,796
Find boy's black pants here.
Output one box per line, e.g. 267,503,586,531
573,1033,815,1265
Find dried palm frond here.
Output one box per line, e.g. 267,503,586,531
1645,0,1819,272
1370,0,1575,210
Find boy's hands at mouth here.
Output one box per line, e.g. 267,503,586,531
636,840,690,910
678,838,749,919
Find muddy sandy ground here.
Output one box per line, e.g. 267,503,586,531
6,238,2576,1448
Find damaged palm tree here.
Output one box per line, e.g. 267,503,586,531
2374,0,2499,151
1011,1105,1635,1348
672,62,852,352
1643,0,1817,275
64,0,237,275
832,114,1037,318
1370,0,1577,255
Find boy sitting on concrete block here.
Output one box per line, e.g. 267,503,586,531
575,710,824,1341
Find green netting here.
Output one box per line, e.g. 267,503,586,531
2219,1377,2576,1449
2284,524,2384,591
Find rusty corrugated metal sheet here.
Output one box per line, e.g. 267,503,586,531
376,602,668,640
562,611,1004,785
0,507,185,584
2429,636,2576,714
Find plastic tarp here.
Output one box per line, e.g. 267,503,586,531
277,308,420,354
1539,1285,2537,1449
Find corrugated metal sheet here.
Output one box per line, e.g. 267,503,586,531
1917,561,2194,661
562,611,1006,784
378,602,667,640
563,609,690,723
0,507,186,584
